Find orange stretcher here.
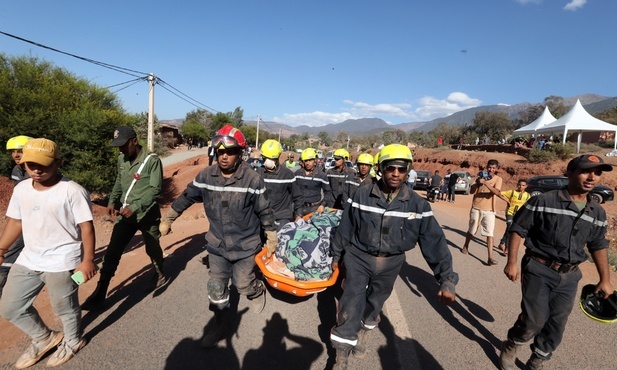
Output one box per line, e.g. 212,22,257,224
255,212,340,296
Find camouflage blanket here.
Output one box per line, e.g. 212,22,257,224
275,210,343,281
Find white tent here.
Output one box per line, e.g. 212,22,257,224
534,99,617,153
513,106,556,135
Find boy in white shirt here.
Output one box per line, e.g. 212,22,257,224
0,138,96,368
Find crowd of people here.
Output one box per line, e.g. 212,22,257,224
0,126,614,370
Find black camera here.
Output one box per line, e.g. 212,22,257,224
478,172,492,181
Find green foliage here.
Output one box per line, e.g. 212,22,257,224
526,148,557,163
179,120,208,141
549,142,575,160
598,140,615,149
0,54,136,194
317,131,332,146
468,111,515,143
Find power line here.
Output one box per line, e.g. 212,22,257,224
0,30,148,78
157,78,220,113
1,30,225,117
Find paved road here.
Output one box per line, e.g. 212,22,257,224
2,155,616,369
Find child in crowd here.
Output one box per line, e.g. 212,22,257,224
0,138,96,368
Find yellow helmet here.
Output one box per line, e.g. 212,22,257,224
301,148,318,161
373,151,380,165
378,144,412,164
356,153,374,165
6,135,33,150
261,139,283,159
333,148,350,159
378,144,413,172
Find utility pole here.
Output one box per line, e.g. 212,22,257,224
346,135,350,150
147,73,155,153
256,114,261,150
278,128,281,142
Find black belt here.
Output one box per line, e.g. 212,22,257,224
304,200,322,207
526,251,579,274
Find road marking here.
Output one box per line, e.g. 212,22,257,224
384,286,419,367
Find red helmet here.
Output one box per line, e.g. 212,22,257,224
212,125,246,149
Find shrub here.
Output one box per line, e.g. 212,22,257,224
549,143,575,160
526,148,557,163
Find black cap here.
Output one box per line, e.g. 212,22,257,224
567,154,613,172
111,126,137,147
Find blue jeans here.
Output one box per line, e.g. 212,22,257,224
0,264,82,343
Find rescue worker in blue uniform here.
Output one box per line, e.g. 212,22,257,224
159,125,277,348
257,139,303,230
294,148,334,216
500,154,615,370
326,148,356,209
329,144,458,369
342,152,376,208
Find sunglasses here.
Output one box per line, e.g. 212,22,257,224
212,135,239,149
334,156,344,160
216,148,240,156
384,165,408,174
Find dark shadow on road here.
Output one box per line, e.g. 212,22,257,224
242,312,322,370
378,313,443,370
82,232,206,340
316,267,344,370
398,261,502,368
164,289,245,370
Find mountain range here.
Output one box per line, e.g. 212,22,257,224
160,94,617,138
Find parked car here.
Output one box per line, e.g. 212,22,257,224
453,171,475,195
526,175,614,204
414,170,431,190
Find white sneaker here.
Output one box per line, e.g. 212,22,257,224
15,331,64,369
46,338,87,367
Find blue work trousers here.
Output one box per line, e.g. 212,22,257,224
507,256,581,360
330,246,405,349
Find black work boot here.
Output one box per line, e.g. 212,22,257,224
247,280,266,313
499,339,521,370
201,310,229,348
352,328,369,358
332,348,351,370
81,281,110,311
525,354,546,370
146,265,169,292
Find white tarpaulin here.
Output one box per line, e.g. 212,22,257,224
513,106,556,135
534,99,617,153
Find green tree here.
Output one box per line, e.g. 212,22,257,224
179,120,208,142
469,111,514,143
544,96,568,119
317,131,332,146
0,54,134,193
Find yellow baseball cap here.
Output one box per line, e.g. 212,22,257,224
21,138,61,166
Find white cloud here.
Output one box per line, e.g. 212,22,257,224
414,92,482,120
273,111,356,127
274,92,482,126
342,100,413,118
564,0,586,11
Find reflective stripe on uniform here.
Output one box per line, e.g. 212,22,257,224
192,180,266,195
295,175,329,185
330,333,358,346
350,201,433,220
263,178,296,184
524,204,608,227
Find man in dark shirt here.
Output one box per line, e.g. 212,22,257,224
499,154,614,370
446,170,459,203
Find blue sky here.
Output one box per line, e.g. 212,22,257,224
1,0,615,127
